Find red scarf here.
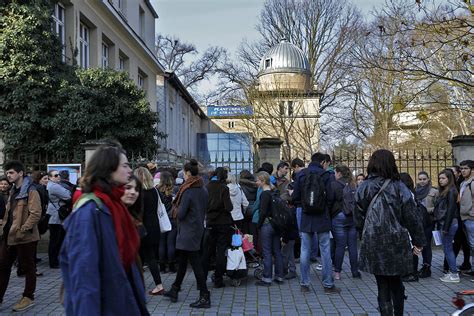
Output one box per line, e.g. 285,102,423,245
93,185,140,271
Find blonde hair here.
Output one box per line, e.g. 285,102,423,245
227,173,237,185
256,171,275,190
134,167,154,190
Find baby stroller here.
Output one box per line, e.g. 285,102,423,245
238,232,263,281
226,227,248,286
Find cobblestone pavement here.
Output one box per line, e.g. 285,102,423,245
0,248,471,315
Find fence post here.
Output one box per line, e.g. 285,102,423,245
449,135,474,165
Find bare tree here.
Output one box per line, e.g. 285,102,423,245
155,34,227,92
343,0,471,149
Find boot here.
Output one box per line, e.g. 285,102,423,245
189,291,211,309
163,285,179,303
418,264,431,278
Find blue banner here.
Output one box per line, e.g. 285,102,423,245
207,106,253,117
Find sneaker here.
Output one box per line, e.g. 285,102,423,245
352,272,362,278
284,271,297,280
324,286,341,294
402,273,419,282
12,297,35,312
463,271,474,277
334,272,341,280
300,285,310,293
255,280,271,287
440,272,460,283
315,264,323,271
273,278,284,284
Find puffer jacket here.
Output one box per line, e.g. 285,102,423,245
354,175,426,276
1,176,41,245
228,183,249,221
460,177,474,221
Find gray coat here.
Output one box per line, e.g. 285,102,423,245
47,181,71,225
176,187,208,252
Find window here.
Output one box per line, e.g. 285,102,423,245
265,58,272,69
79,23,90,68
52,3,65,60
279,101,285,116
118,51,128,71
139,6,145,38
138,73,145,89
119,56,125,70
288,101,294,116
101,43,109,68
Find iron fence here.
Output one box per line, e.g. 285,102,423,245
5,151,85,173
331,148,453,180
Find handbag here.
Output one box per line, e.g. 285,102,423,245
155,188,172,233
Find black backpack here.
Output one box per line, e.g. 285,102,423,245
58,183,77,221
342,184,356,216
301,169,327,215
269,192,294,233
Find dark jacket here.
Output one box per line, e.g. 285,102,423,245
61,201,147,316
257,190,273,228
330,179,345,218
354,175,426,276
434,186,459,233
290,162,333,233
206,180,233,226
176,187,208,251
239,178,257,203
142,188,161,243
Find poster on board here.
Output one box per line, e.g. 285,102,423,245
47,164,82,185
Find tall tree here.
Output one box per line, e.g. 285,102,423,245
155,34,227,96
51,69,162,154
0,0,67,157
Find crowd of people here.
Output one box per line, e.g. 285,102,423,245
0,140,473,315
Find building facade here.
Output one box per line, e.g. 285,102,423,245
52,0,165,108
155,71,213,167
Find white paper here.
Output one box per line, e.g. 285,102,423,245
432,230,443,246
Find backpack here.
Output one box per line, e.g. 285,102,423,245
269,192,294,233
301,169,327,215
342,183,356,216
58,183,77,221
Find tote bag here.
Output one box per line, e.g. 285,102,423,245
155,189,172,233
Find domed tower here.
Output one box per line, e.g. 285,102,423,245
257,39,311,92
251,39,321,160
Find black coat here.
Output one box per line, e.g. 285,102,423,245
176,187,208,251
434,186,459,232
142,188,161,243
206,180,233,226
354,175,426,276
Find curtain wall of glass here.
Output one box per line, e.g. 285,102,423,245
197,133,254,175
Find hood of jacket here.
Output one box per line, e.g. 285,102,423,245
16,176,33,200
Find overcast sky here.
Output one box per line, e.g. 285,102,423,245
151,0,385,55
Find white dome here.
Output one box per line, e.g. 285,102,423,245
258,40,310,76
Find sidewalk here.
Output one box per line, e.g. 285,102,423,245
0,248,469,315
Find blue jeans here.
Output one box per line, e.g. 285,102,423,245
296,207,319,260
443,220,459,273
464,220,474,272
332,212,359,274
300,231,333,288
260,223,284,283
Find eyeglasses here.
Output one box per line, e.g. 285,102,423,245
51,174,59,178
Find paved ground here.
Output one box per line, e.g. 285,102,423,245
0,247,471,315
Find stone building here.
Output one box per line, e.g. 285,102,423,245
52,0,165,108
208,40,322,161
